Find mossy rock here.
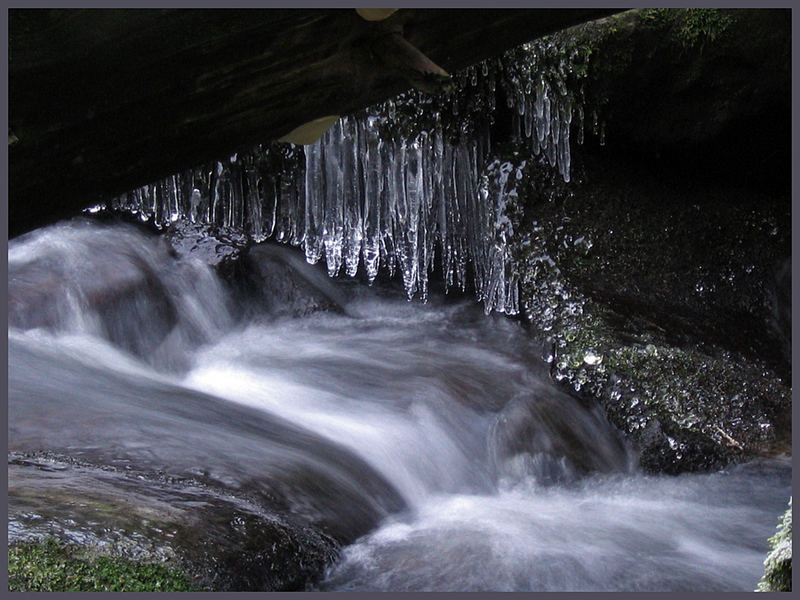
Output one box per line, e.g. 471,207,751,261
493,146,790,473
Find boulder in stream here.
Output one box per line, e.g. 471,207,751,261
494,148,790,474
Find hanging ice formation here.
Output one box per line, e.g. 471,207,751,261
106,35,594,314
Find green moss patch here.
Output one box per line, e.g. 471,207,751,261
8,538,198,592
758,498,792,592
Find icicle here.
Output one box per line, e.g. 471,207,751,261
304,141,324,264
343,116,364,277
405,137,423,297
323,120,345,277
228,157,245,230
392,140,418,299
380,139,397,279
361,116,382,281
419,130,437,303
104,32,597,315
453,144,472,292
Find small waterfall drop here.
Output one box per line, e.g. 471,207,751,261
8,221,790,592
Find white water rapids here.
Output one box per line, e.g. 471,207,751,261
8,220,791,591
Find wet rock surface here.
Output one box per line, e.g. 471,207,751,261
163,218,251,271
161,218,346,318
9,317,408,590
8,452,339,591
9,332,407,541
495,148,790,473
236,243,347,318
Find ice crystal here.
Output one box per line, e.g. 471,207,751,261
108,35,591,313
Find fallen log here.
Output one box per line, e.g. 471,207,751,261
8,8,620,237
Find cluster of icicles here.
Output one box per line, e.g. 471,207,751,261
107,38,594,314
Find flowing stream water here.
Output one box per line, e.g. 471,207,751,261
8,220,791,592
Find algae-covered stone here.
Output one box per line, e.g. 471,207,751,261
758,497,792,592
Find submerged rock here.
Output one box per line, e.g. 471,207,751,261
8,325,408,590
487,390,633,487
7,218,237,372
495,148,790,474
8,219,178,358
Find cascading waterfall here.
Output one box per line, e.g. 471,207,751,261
102,35,595,315
8,220,791,592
